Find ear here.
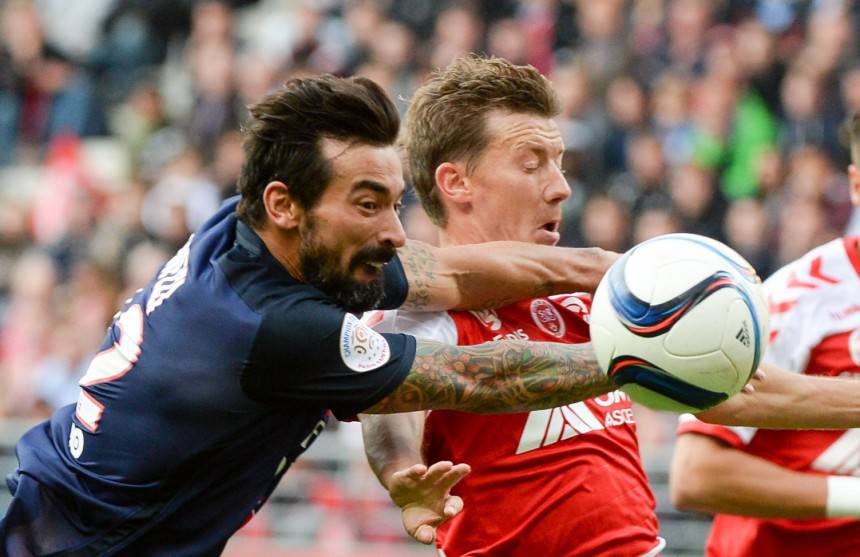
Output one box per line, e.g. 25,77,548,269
262,181,304,229
849,165,860,208
434,161,472,205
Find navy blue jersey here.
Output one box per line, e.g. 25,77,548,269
1,198,415,556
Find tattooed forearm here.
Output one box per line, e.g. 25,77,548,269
363,339,616,414
397,241,619,313
398,241,436,311
456,277,555,311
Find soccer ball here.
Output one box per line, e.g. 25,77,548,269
589,233,769,413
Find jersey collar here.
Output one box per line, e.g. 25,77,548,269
236,219,264,257
234,219,301,283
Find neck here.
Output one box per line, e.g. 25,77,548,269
255,224,306,281
439,214,495,246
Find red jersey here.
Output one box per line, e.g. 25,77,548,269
678,237,860,557
370,295,662,557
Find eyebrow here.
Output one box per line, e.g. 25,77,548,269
514,140,565,156
353,179,403,200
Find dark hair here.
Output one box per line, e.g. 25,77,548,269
403,55,560,226
237,75,400,227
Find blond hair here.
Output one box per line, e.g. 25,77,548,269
402,55,560,226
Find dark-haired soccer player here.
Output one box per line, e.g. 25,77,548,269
0,74,621,556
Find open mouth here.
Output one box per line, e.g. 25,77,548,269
537,220,561,245
356,260,388,276
542,221,560,233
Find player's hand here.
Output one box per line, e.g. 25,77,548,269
742,368,766,394
696,367,767,423
387,460,470,545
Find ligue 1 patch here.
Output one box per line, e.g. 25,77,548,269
340,313,391,372
850,328,860,367
530,299,565,338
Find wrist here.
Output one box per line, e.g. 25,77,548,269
381,459,422,491
826,475,860,518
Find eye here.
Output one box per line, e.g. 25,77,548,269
394,201,404,215
359,200,379,212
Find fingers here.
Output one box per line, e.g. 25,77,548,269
413,524,436,545
391,463,429,486
443,495,464,518
405,463,429,477
436,463,470,491
740,368,766,394
423,460,455,480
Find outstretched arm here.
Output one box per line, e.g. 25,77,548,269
362,338,614,414
671,433,860,519
697,364,860,429
397,240,616,312
361,411,426,489
361,412,469,545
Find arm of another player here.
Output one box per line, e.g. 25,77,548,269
697,364,860,429
397,239,617,311
360,411,469,545
671,433,860,519
362,337,615,414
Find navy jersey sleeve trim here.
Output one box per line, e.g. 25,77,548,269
379,254,408,310
330,332,415,420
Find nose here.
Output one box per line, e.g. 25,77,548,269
544,164,572,204
378,207,407,248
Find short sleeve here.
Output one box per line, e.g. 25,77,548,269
241,297,415,419
364,309,457,344
378,254,409,310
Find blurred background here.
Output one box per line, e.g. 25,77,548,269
0,0,858,555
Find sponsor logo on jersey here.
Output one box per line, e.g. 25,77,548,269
516,391,633,454
830,304,860,321
850,328,860,367
492,328,529,341
340,314,391,372
530,299,565,338
470,309,502,331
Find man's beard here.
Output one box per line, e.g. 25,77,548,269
298,218,395,313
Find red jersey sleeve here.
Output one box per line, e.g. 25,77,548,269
676,414,748,449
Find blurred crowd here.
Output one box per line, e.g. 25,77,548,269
1,0,860,545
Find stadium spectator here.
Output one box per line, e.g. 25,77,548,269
0,0,106,164
577,193,630,253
